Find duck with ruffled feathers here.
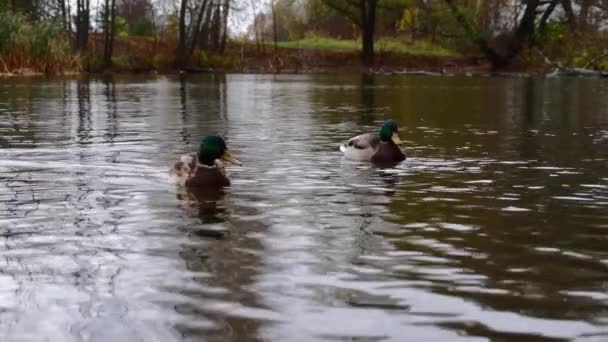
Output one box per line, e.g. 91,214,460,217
340,120,406,164
173,136,240,188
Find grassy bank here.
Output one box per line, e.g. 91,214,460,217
75,35,476,75
3,11,602,77
276,37,459,57
0,7,477,77
1,7,607,77
223,41,480,74
0,11,77,75
0,9,549,76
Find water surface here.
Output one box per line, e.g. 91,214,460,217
1,74,608,341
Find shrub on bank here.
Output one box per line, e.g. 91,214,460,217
0,11,75,74
190,49,235,70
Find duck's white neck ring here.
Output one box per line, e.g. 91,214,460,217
196,159,224,169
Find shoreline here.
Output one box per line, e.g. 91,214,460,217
1,64,606,79
2,42,606,78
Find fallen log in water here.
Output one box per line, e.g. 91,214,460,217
181,67,216,73
537,48,608,78
556,67,608,77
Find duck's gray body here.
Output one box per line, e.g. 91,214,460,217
340,133,405,164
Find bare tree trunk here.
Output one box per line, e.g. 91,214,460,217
189,0,210,53
59,0,68,30
103,0,111,66
209,1,221,51
515,0,538,45
361,0,376,65
320,0,377,65
539,0,559,36
444,0,501,66
102,0,117,68
260,13,266,53
76,0,82,49
272,0,278,53
444,0,538,68
108,0,116,63
250,0,260,52
411,4,418,43
577,0,590,31
200,0,215,50
560,0,576,32
66,0,72,37
219,0,230,53
76,0,90,52
85,0,90,48
176,0,188,67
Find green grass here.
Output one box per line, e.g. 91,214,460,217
277,37,360,50
376,38,458,57
275,37,459,57
0,10,73,73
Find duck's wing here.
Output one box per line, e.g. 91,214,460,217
173,154,197,179
183,154,197,169
343,133,380,150
340,133,380,161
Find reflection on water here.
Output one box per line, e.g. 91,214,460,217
1,74,608,342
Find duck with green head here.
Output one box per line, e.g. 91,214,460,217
339,120,406,164
173,136,240,188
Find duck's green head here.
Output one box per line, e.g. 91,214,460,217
379,120,403,144
198,136,240,166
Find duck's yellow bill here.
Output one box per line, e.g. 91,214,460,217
392,133,403,145
221,150,241,165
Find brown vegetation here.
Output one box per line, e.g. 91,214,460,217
223,42,482,74
1,0,607,76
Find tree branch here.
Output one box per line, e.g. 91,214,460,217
560,0,576,31
539,0,559,35
322,0,361,26
443,0,500,63
584,52,608,69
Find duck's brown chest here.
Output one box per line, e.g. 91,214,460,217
371,142,406,164
185,168,230,188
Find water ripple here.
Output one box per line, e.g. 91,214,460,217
1,75,607,341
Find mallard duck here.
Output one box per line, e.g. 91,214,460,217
339,120,406,164
173,136,240,188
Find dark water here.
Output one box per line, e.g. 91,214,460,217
1,74,607,342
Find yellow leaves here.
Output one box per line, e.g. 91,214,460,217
396,8,416,32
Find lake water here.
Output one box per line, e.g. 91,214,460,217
1,74,607,342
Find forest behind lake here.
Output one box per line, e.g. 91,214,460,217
1,0,607,75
